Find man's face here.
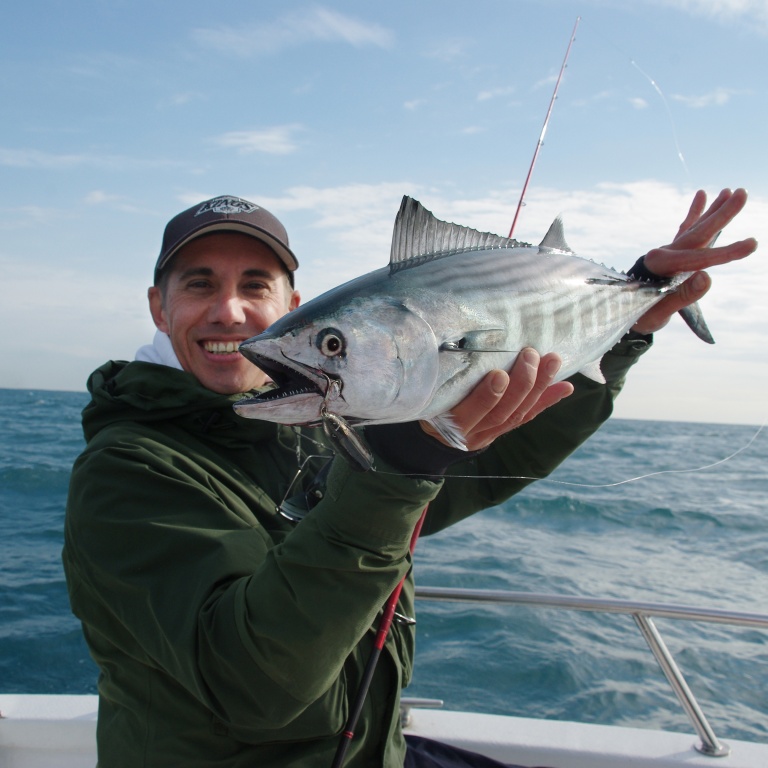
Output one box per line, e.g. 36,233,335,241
148,232,300,394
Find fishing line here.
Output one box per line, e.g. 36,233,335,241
628,57,690,180
371,419,767,489
596,26,691,182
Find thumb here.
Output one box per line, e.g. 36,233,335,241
633,271,711,335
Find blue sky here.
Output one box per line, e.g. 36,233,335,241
2,0,766,426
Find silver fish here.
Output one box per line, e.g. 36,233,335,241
234,196,712,449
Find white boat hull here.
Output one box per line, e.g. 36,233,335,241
2,694,767,768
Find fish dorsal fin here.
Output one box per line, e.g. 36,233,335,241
390,196,523,274
539,216,573,253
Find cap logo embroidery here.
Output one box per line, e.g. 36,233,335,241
195,197,259,216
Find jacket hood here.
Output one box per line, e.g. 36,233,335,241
82,360,277,445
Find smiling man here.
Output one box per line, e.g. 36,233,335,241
63,192,755,768
148,233,299,393
143,197,301,393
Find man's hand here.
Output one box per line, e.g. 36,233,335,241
633,188,757,335
421,349,573,451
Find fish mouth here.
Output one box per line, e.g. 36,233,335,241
234,340,337,423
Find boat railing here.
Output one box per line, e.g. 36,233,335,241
412,587,768,758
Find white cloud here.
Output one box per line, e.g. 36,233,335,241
531,73,560,92
614,0,768,31
629,97,649,110
83,190,146,214
671,87,737,108
422,38,471,62
0,147,185,172
84,190,119,205
191,7,393,57
477,86,516,102
212,125,304,156
0,204,65,230
0,147,87,169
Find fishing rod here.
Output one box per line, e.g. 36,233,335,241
331,506,428,768
509,16,580,238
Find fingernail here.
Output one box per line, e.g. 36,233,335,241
692,272,708,291
545,358,562,378
521,348,538,365
490,370,508,394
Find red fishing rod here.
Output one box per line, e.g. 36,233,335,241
509,16,580,238
331,506,428,768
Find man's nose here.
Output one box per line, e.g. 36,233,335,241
209,292,247,325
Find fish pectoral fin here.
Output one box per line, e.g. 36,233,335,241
440,329,509,352
426,413,468,451
578,359,606,384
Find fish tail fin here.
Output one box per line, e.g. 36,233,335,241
679,302,715,344
655,271,715,344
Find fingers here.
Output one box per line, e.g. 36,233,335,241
428,349,574,452
667,188,748,253
632,271,711,335
455,349,547,435
674,189,707,240
502,350,568,426
644,236,757,277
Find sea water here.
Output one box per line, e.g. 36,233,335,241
1,388,766,743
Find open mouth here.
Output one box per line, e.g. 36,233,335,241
251,356,322,402
238,344,337,406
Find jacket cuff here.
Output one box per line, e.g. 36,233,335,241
364,421,479,479
627,255,662,282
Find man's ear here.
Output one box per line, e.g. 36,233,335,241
289,289,301,312
148,286,169,333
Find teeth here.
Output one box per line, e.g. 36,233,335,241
204,341,240,354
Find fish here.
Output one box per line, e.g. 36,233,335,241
234,196,712,450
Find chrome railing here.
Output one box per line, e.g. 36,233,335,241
414,587,768,758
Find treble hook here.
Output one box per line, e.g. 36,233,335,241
318,374,374,472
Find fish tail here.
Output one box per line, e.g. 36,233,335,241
679,302,715,344
652,270,715,344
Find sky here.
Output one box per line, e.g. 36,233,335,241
2,0,767,426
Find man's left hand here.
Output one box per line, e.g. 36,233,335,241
633,188,757,335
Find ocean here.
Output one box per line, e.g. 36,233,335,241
1,387,766,743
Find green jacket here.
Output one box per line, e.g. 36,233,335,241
63,337,649,767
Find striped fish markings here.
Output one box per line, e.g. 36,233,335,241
235,196,711,449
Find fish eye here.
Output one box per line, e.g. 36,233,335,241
316,328,345,357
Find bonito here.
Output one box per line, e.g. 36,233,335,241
234,196,711,449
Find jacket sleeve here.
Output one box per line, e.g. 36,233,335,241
422,333,652,533
63,428,439,737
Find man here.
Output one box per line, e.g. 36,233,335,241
63,191,756,768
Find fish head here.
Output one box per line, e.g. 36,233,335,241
234,294,440,426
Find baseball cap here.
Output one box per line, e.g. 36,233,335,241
154,195,299,285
